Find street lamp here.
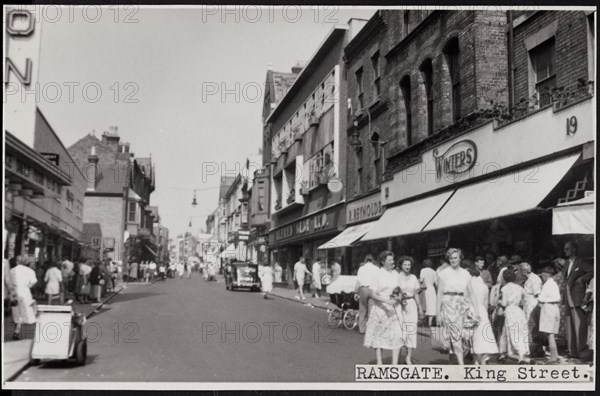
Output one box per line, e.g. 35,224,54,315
191,190,198,207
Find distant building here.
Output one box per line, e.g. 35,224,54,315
68,128,157,263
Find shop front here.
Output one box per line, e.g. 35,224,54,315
363,97,595,270
318,192,385,274
268,204,345,286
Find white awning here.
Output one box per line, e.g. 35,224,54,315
552,193,595,235
424,154,580,232
361,191,454,241
220,244,237,259
317,221,377,249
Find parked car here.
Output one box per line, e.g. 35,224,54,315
225,262,260,292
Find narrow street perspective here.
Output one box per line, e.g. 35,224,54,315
3,4,596,391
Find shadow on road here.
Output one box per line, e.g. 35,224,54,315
109,292,164,303
36,354,99,369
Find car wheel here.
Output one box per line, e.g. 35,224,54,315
30,359,41,366
75,339,87,366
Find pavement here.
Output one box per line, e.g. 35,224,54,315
269,284,331,310
4,274,592,384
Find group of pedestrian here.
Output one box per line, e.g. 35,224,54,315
292,257,342,300
355,241,594,365
5,255,122,340
125,260,166,282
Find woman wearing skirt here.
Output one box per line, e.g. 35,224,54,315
364,251,404,365
436,248,472,365
397,256,423,364
467,266,498,364
498,269,532,364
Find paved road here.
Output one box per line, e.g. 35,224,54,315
14,276,446,382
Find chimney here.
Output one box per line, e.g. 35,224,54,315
101,126,120,148
87,146,99,191
267,63,273,71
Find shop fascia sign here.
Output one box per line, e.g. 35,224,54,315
347,194,384,224
433,140,477,181
383,98,593,205
274,211,333,242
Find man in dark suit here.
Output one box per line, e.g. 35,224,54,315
562,241,593,358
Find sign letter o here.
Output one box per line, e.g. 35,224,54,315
7,11,35,36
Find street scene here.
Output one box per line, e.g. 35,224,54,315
3,5,596,390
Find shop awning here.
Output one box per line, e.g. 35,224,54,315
220,244,238,259
317,221,377,249
143,243,157,257
361,191,454,241
552,193,594,235
424,153,581,232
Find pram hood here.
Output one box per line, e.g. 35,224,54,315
325,275,358,294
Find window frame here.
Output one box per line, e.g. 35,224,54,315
371,51,381,100
355,67,364,110
529,37,556,107
400,75,412,146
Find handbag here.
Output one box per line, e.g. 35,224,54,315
81,283,91,295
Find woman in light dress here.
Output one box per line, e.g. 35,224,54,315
538,266,562,363
498,269,532,364
311,260,322,298
363,251,404,365
436,248,472,365
44,261,63,305
396,256,423,364
273,262,283,283
293,257,311,300
466,266,498,365
419,258,437,327
259,263,274,300
8,257,38,340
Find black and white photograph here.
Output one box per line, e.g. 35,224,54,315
2,4,596,390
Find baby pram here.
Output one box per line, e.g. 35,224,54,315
326,275,359,330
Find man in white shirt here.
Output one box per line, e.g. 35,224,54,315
356,254,379,334
149,261,157,282
539,266,562,362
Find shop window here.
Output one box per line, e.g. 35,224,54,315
400,75,412,146
420,58,434,136
529,37,556,107
355,67,364,110
444,37,461,121
371,51,381,99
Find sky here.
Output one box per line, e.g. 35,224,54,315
35,6,376,238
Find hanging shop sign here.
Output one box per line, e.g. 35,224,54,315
40,153,60,167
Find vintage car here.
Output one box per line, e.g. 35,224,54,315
225,261,261,291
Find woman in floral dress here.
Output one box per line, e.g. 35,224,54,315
436,248,472,365
364,251,404,365
498,269,532,364
396,256,423,364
